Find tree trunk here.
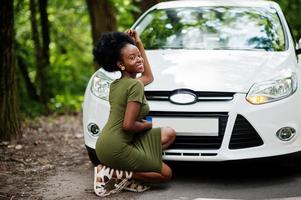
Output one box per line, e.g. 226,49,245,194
16,51,40,101
140,0,160,13
30,0,49,110
86,0,117,46
0,0,21,141
38,0,51,103
39,0,50,66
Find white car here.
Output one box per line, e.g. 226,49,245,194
83,0,301,165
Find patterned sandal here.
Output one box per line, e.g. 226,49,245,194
112,169,133,193
94,165,133,197
94,165,115,197
124,180,151,192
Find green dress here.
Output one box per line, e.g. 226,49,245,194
95,76,162,173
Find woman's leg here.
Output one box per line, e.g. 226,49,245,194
95,128,175,183
132,162,172,182
129,128,175,182
161,127,176,150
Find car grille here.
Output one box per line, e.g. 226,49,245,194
145,91,235,101
148,111,228,150
229,115,264,149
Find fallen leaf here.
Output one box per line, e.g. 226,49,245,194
15,145,23,150
75,133,83,138
7,145,15,149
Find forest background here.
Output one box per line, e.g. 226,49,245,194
1,0,301,141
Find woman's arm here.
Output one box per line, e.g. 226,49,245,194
122,101,152,133
127,29,154,86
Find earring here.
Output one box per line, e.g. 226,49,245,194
121,66,125,71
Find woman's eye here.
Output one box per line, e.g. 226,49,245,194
129,56,135,60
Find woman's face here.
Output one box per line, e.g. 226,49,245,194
120,44,144,74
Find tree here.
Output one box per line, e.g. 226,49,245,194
38,0,51,102
29,0,50,109
16,44,39,101
86,0,117,46
0,0,21,141
86,0,117,70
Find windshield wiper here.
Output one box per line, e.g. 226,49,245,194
160,46,184,49
212,47,267,51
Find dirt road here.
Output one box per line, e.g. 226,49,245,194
0,114,169,200
0,114,96,199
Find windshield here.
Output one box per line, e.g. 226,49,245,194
135,7,286,51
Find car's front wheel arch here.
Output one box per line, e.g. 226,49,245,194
85,145,101,166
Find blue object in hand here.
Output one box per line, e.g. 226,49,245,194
145,116,152,122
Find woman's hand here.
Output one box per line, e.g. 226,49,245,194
123,101,152,133
126,29,141,44
126,29,154,86
140,119,152,130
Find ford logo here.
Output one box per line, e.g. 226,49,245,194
169,89,197,105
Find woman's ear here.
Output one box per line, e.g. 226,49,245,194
117,61,125,71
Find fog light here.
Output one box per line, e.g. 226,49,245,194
276,127,296,141
88,123,100,136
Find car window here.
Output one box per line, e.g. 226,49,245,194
135,7,286,51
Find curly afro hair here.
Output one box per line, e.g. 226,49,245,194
93,32,136,72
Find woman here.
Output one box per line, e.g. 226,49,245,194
92,30,176,197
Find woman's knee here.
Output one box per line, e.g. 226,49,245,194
162,127,176,141
161,163,172,181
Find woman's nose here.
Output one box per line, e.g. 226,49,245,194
137,57,144,62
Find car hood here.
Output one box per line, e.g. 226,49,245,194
144,50,293,93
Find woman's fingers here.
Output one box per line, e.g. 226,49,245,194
125,29,131,36
126,29,137,37
126,29,133,36
126,29,141,43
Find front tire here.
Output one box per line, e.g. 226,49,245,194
293,153,301,172
85,145,101,166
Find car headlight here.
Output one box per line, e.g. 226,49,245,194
90,71,113,101
246,73,297,105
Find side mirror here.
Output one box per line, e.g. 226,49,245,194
297,38,301,55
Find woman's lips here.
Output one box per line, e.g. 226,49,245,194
136,63,144,70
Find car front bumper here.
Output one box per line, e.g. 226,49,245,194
83,89,301,162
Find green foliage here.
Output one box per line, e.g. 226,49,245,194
275,0,301,40
19,97,45,118
15,0,94,117
49,94,84,114
114,0,137,31
14,0,140,118
47,0,94,95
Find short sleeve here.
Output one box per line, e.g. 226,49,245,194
127,80,144,103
